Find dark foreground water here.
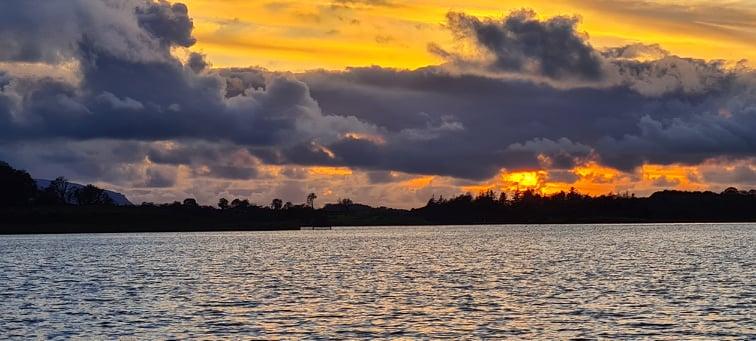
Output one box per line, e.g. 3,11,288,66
0,224,754,339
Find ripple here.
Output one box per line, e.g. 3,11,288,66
1,223,755,339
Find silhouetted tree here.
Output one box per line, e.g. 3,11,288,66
183,198,199,207
0,161,38,206
271,198,283,210
497,192,508,205
284,201,294,210
307,193,317,208
43,177,72,204
218,198,229,210
339,198,354,206
74,184,114,206
567,187,582,201
231,198,250,209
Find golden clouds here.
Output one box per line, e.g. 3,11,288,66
402,176,436,190
309,167,354,176
181,0,755,71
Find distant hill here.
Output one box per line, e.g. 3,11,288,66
34,179,133,206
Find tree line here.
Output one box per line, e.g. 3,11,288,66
416,187,756,224
2,160,756,234
1,162,113,207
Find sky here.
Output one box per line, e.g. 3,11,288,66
0,0,755,208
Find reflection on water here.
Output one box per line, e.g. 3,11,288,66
0,224,754,339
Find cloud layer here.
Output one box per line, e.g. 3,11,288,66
0,1,754,206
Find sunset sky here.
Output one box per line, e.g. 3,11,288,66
1,0,755,208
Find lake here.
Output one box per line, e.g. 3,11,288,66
1,224,754,339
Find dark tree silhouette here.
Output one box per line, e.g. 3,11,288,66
183,198,199,207
231,198,250,209
284,201,294,210
337,198,354,211
307,193,317,208
74,184,114,206
218,198,229,210
43,177,72,204
0,161,38,206
271,198,283,210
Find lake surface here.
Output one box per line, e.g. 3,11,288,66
1,224,754,339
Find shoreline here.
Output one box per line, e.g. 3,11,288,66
2,220,755,236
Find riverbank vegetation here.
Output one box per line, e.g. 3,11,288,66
2,161,756,234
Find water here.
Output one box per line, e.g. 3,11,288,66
0,224,754,339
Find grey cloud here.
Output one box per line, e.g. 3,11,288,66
436,10,740,97
281,167,309,179
219,68,267,98
194,165,259,180
136,0,196,48
703,163,756,184
271,180,307,203
602,43,669,60
187,52,209,73
652,176,680,188
0,1,375,150
365,171,413,184
299,63,756,177
508,138,593,168
96,92,145,111
398,117,464,141
610,56,734,96
145,166,177,188
366,171,395,184
547,170,579,184
0,1,81,62
597,91,756,170
441,10,604,80
0,0,180,64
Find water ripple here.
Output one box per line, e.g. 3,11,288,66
0,223,754,339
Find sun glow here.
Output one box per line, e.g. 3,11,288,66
402,176,436,190
308,167,353,176
461,161,722,199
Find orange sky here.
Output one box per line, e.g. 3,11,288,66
182,0,756,71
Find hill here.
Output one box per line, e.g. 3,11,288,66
34,179,133,206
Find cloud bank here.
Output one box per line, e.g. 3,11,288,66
0,2,754,206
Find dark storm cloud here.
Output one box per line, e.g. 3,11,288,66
1,3,755,185
0,0,375,148
186,52,209,73
194,165,259,180
0,1,80,62
299,64,755,175
135,0,196,47
439,10,605,80
434,10,739,97
0,0,182,64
